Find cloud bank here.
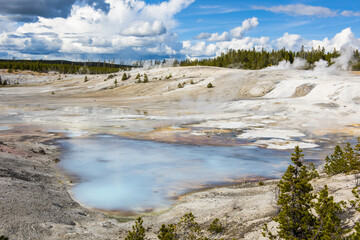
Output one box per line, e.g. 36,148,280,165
0,1,359,61
0,0,195,60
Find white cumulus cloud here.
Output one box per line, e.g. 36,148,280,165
122,20,167,37
230,17,259,39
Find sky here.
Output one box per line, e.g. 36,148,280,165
0,0,359,62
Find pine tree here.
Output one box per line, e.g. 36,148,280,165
125,217,145,240
158,224,178,240
324,139,360,175
272,146,318,240
324,145,348,175
312,185,344,239
136,73,140,79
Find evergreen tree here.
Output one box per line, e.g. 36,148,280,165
125,217,145,240
158,224,178,240
136,73,140,79
312,185,344,239
324,139,360,175
270,147,318,239
324,145,348,175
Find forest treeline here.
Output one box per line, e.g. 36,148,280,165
180,47,360,70
0,59,131,74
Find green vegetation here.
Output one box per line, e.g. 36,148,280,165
208,218,224,234
125,217,145,240
178,83,184,88
264,147,319,239
136,73,141,80
84,76,88,82
0,236,9,240
126,213,226,240
122,73,130,81
207,83,213,88
0,59,128,74
263,145,360,239
180,47,360,70
324,138,360,175
143,74,149,83
105,74,117,81
165,74,172,80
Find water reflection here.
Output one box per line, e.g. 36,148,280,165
60,134,293,212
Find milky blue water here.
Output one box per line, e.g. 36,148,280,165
59,134,293,212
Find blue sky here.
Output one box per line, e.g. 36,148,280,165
0,0,359,62
175,0,360,39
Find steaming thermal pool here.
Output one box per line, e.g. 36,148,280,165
59,134,301,212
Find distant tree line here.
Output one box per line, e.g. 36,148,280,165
180,46,360,70
0,59,132,74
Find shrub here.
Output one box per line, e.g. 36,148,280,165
114,79,118,87
178,83,183,88
158,224,177,240
0,236,9,240
177,213,201,240
106,74,116,81
127,213,220,240
136,73,141,80
209,218,224,234
122,73,129,81
190,80,194,84
84,76,88,82
207,83,213,88
258,181,264,186
143,74,148,83
125,217,145,240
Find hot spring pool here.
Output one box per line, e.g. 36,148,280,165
59,134,294,212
